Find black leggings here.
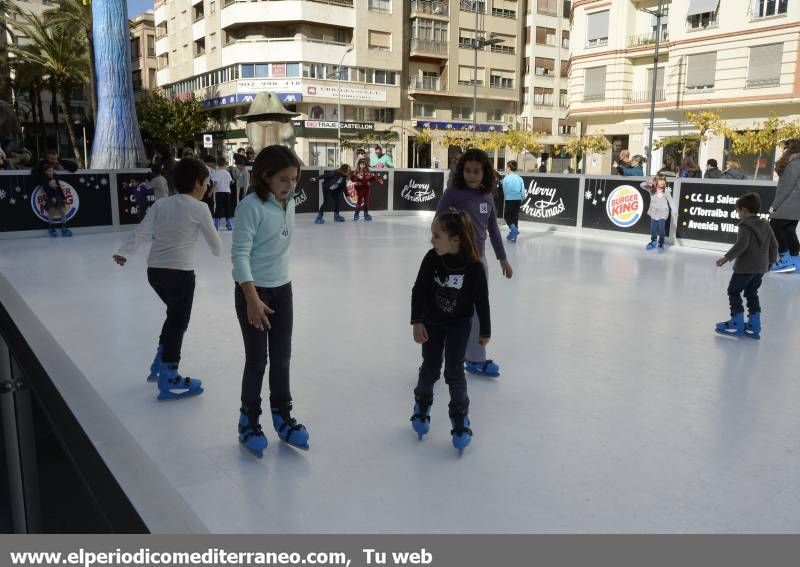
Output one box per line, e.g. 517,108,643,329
235,283,293,410
770,218,799,255
504,200,521,227
147,268,196,365
214,192,233,219
727,273,763,316
414,318,471,414
318,187,342,216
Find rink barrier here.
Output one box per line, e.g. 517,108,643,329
0,169,780,249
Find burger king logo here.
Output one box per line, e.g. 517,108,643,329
606,185,642,228
31,181,80,223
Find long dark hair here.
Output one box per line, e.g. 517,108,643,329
776,139,800,176
452,148,496,195
435,208,480,263
251,145,301,201
681,156,699,172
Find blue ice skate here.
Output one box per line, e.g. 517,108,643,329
353,211,360,221
271,404,309,449
715,312,745,337
48,226,58,237
410,398,432,440
646,241,657,250
239,406,268,458
156,364,203,400
450,415,472,455
214,217,221,231
770,252,796,273
465,359,500,377
314,214,325,224
508,224,518,243
364,212,373,221
334,214,346,222
226,219,233,231
791,255,800,271
61,227,73,237
147,344,164,382
657,243,665,252
744,312,761,340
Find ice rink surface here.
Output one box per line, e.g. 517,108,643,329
1,215,800,533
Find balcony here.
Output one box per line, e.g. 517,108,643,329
460,0,486,14
626,89,665,103
627,30,669,48
410,0,448,17
409,76,446,91
222,0,354,29
491,7,515,18
222,37,353,66
409,38,449,59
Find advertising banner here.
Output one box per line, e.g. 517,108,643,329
0,172,112,232
517,175,580,227
581,177,675,235
675,181,776,244
324,169,390,212
392,170,444,212
116,172,155,225
294,169,321,214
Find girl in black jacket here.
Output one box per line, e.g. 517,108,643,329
315,164,351,224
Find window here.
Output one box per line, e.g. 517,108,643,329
752,0,788,18
583,66,606,101
413,102,435,118
747,43,783,88
559,89,568,107
412,18,448,42
688,11,718,29
524,57,530,75
562,30,570,48
210,0,216,13
458,65,484,85
586,10,609,47
194,38,205,57
536,27,556,46
532,117,551,133
147,35,155,56
452,105,472,120
368,0,391,12
368,30,392,51
490,71,513,89
558,119,576,135
535,57,555,77
460,0,487,13
560,59,569,78
525,26,530,45
490,34,515,54
686,52,717,90
533,87,553,106
351,107,394,122
148,68,156,87
209,32,216,52
303,63,327,79
523,87,530,105
158,54,169,69
374,70,397,84
131,38,141,59
459,29,475,48
309,142,340,167
193,4,204,20
488,108,503,121
537,0,557,16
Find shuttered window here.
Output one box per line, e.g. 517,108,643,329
586,10,609,45
686,52,716,89
583,66,606,101
535,57,555,76
532,117,552,133
747,43,783,87
368,30,392,50
560,59,569,77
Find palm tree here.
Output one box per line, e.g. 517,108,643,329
8,11,90,166
9,60,48,157
43,0,97,125
90,0,146,168
0,0,13,100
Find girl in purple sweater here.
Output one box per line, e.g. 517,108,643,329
435,149,513,377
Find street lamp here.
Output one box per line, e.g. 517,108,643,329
469,3,502,133
337,45,354,162
640,0,666,176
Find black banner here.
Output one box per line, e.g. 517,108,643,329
116,172,154,225
293,168,321,214
392,170,444,212
676,181,776,244
327,169,389,212
516,175,580,227
581,177,675,235
0,171,113,232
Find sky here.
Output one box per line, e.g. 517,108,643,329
127,0,153,18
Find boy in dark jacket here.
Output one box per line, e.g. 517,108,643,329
715,192,779,339
704,159,723,179
314,164,351,224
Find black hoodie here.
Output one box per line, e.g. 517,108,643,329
724,216,779,273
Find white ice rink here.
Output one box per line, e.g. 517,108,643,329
2,215,800,533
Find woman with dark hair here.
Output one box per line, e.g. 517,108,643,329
231,145,309,458
768,139,800,273
435,148,512,378
679,156,702,178
658,157,677,177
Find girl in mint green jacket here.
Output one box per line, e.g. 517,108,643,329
231,145,309,458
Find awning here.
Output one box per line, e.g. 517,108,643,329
687,0,719,16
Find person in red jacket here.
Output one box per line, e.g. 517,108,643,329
349,158,383,221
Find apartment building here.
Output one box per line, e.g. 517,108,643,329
155,0,404,165
519,0,574,171
405,0,524,168
131,10,158,93
568,0,800,178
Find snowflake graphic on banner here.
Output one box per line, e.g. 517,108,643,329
0,189,6,200
585,190,592,200
9,198,15,205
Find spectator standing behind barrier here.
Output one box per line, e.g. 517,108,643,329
538,154,548,173
620,155,644,176
768,139,800,273
148,163,169,201
501,160,524,243
658,157,678,177
722,159,746,180
704,159,723,179
370,144,394,169
612,149,632,175
679,156,702,178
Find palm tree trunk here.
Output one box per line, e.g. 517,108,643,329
57,83,84,167
35,81,45,157
90,0,146,168
87,27,98,126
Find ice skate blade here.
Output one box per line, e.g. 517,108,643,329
281,439,310,450
239,440,265,459
157,387,204,401
744,331,761,340
714,328,744,338
146,374,158,383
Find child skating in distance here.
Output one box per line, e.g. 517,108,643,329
640,173,677,251
349,159,383,221
114,158,223,400
501,160,524,243
436,149,512,378
232,145,309,458
315,164,351,224
410,209,490,454
715,192,778,339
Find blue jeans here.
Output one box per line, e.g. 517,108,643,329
650,218,666,245
727,273,763,316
